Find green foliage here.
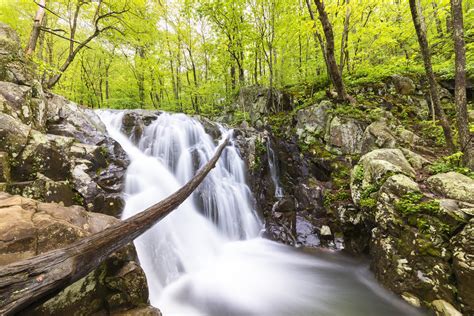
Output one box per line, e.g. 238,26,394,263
323,190,351,207
0,0,470,113
395,192,441,217
352,165,364,185
329,104,367,121
419,120,447,146
429,152,474,179
267,112,292,140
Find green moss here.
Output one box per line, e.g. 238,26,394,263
429,152,474,179
395,192,441,217
360,197,377,209
352,165,364,185
324,190,351,207
268,112,293,139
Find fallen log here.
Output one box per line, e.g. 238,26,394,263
0,136,230,315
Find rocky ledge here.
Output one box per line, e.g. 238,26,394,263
0,23,161,315
0,192,160,315
342,148,473,314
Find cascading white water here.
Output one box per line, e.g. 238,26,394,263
266,138,284,199
98,110,424,316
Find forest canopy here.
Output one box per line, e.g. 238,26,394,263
0,0,473,114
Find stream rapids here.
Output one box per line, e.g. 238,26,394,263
98,111,423,316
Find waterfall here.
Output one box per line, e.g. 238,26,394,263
98,110,423,316
266,137,284,198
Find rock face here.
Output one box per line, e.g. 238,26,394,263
347,148,471,314
221,86,292,127
0,24,157,314
0,25,127,217
427,172,474,204
324,116,366,155
0,192,151,315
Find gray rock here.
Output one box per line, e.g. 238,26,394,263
361,120,397,154
391,75,416,95
427,172,474,204
296,100,333,141
451,221,474,314
325,116,366,154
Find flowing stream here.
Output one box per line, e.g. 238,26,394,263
266,137,284,199
98,110,423,316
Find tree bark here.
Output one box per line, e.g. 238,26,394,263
0,137,230,315
432,2,444,37
451,0,473,168
409,0,455,152
339,0,351,74
26,0,47,57
313,0,350,102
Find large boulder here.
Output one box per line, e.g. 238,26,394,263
350,148,416,206
389,75,416,95
427,172,474,204
0,22,36,85
295,100,333,144
360,120,397,154
0,192,153,315
346,148,473,313
324,116,366,155
232,86,292,126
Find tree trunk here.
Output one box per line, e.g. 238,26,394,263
432,2,444,37
409,0,455,152
0,137,230,315
313,0,350,102
451,0,473,168
339,0,351,74
137,47,145,109
305,0,331,83
26,0,47,57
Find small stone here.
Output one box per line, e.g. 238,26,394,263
431,300,462,316
401,292,421,308
320,225,332,237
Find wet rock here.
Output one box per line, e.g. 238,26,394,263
402,292,421,308
272,196,296,213
120,110,159,144
427,172,474,204
46,93,108,144
0,192,152,315
451,220,474,314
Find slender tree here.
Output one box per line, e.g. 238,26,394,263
409,0,455,152
451,0,473,168
25,0,47,57
313,0,350,102
46,1,127,89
